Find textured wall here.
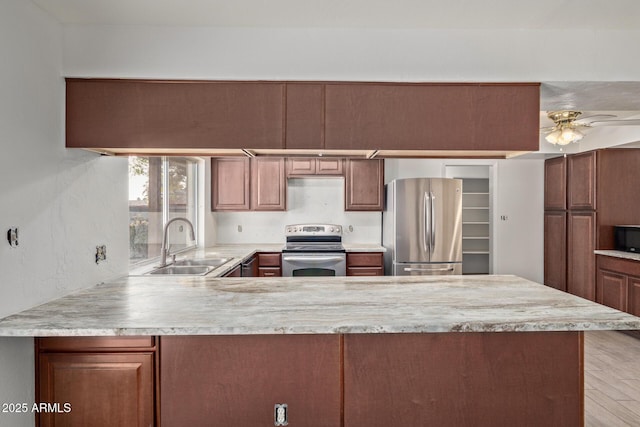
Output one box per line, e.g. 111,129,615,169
0,2,129,425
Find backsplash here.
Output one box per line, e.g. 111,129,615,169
212,178,382,244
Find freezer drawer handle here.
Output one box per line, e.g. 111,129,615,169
403,267,455,272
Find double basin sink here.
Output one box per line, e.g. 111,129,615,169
146,258,232,276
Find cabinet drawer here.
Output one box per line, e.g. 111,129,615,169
347,252,384,267
258,252,281,267
37,336,155,352
347,267,383,276
259,267,281,277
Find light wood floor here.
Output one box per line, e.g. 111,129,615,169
585,330,640,426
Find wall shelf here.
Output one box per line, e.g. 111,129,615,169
458,178,491,275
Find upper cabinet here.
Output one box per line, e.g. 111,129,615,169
251,158,286,211
66,79,285,150
544,156,567,210
286,158,343,177
211,158,286,211
324,83,539,151
567,151,596,210
66,79,539,156
345,159,384,211
285,84,324,149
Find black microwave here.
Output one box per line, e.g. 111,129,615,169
614,226,640,253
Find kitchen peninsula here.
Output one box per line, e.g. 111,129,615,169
1,271,639,427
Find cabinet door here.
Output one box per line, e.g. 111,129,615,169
38,352,154,427
251,158,286,210
567,151,596,210
544,156,566,210
345,159,384,211
211,158,250,211
628,276,640,317
67,79,285,150
285,83,324,149
325,83,474,150
544,211,567,291
160,335,341,427
597,269,628,312
316,158,344,175
567,211,596,301
324,83,539,152
286,158,316,176
224,264,242,277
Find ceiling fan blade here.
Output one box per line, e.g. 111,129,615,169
540,126,555,132
588,119,640,126
574,114,617,122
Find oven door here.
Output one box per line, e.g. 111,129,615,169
281,252,346,277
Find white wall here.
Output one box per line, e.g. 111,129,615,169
0,2,129,425
385,158,545,283
62,26,640,82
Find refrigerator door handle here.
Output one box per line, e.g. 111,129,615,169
423,192,430,254
430,191,436,249
403,266,455,272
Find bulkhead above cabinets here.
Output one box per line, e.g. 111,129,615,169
210,158,384,212
65,79,540,159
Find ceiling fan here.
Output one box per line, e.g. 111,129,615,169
542,110,640,145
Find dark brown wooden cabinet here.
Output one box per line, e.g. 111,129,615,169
36,337,155,427
544,149,640,297
346,252,384,276
258,252,282,277
596,254,640,315
544,156,566,210
66,79,285,150
251,158,286,211
211,157,251,211
567,151,597,210
544,211,567,291
285,83,324,149
324,83,539,151
567,211,596,301
211,158,286,211
66,79,539,155
344,159,384,211
286,158,343,177
160,335,341,427
343,332,582,427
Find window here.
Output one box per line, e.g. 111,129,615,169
129,157,198,265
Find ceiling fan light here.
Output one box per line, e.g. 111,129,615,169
545,130,561,144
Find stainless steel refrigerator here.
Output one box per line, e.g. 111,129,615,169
383,178,463,275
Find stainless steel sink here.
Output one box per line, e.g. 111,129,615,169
145,257,233,276
173,258,231,267
148,265,214,275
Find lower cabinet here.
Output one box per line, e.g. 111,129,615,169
596,254,640,315
567,211,596,301
258,252,282,277
346,252,384,276
35,337,155,427
160,335,341,427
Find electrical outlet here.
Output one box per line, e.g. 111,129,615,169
7,227,18,248
274,403,288,426
95,245,107,264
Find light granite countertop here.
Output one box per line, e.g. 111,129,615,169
595,250,640,262
0,274,639,337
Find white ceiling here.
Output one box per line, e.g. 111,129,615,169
30,0,640,29
29,0,640,148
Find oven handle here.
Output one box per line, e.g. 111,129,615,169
282,256,346,263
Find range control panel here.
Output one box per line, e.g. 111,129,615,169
285,224,342,236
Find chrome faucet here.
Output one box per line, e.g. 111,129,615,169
160,217,196,267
